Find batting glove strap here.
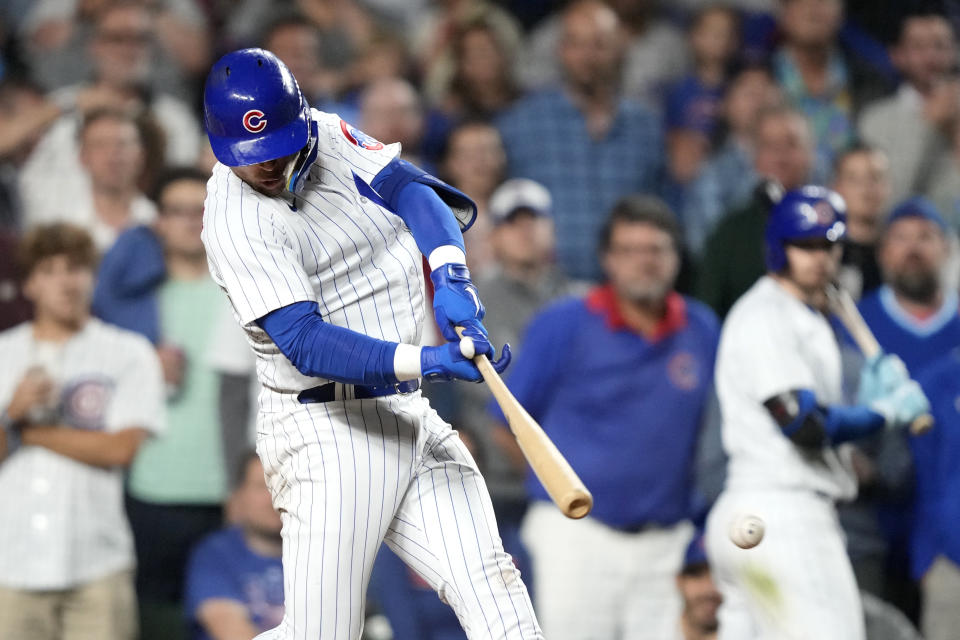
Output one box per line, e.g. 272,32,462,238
0,410,22,456
431,263,487,342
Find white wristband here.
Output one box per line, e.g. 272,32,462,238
393,344,423,381
428,245,466,271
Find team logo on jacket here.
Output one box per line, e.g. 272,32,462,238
340,119,383,150
243,109,267,133
667,351,699,391
61,376,114,431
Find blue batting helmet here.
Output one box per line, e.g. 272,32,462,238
203,48,310,167
765,185,847,272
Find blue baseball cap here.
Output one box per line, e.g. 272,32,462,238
887,196,947,232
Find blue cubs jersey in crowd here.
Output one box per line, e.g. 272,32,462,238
858,286,960,374
911,349,960,579
491,287,720,529
185,527,284,640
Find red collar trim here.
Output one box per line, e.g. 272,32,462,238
585,285,687,339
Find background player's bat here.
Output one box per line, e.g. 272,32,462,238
825,285,933,435
456,327,593,519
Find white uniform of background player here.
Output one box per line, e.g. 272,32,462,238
704,186,929,640
201,49,541,639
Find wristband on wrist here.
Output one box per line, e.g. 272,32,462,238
0,409,22,454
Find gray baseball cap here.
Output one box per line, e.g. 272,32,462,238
488,178,552,225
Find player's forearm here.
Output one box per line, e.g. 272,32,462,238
258,301,417,385
20,426,149,468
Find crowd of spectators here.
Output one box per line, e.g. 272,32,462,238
1,0,960,639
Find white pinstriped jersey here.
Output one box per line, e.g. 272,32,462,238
716,276,857,500
202,110,427,397
0,319,165,590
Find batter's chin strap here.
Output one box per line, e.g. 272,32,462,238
285,119,320,194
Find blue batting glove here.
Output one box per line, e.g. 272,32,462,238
857,353,910,405
431,263,487,342
869,380,930,430
421,336,488,382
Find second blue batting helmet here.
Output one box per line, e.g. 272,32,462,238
765,185,847,272
203,48,310,167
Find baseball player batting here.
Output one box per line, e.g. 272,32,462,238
200,49,542,639
704,184,930,640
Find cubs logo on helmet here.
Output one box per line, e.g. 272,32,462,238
340,120,384,151
243,109,267,133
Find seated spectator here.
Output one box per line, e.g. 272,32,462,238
496,196,719,639
19,1,202,224
498,0,663,281
437,120,507,277
859,9,958,206
21,0,210,99
23,108,156,252
425,12,521,121
0,223,164,640
185,451,284,640
696,106,815,316
859,197,960,374
922,108,960,232
359,76,444,171
685,66,783,253
772,0,892,172
858,196,960,619
675,533,721,640
259,13,337,107
833,144,892,301
93,167,237,640
912,348,960,640
664,5,740,147
520,0,688,106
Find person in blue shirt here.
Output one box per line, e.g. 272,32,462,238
492,195,719,640
185,451,284,640
857,196,960,618
497,0,663,281
912,348,960,640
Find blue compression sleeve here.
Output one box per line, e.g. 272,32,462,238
394,181,465,256
256,301,400,386
823,405,886,444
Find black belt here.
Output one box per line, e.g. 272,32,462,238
297,379,420,404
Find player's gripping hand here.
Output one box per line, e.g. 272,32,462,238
858,353,910,405
869,380,930,429
421,335,512,382
431,263,488,341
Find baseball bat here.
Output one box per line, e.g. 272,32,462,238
825,285,933,435
456,327,593,519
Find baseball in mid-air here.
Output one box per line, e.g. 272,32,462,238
730,514,765,549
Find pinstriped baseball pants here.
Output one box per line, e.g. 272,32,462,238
253,390,543,640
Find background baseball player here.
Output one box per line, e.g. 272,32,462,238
705,185,930,639
200,48,541,639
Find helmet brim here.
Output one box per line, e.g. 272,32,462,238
208,107,310,167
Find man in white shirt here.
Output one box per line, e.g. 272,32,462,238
0,222,165,640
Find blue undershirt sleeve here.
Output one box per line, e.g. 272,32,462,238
823,405,887,444
256,301,400,386
393,181,465,257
